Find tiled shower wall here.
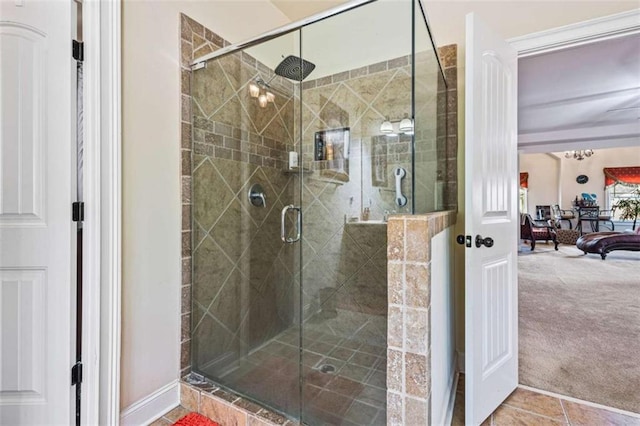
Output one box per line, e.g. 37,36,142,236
439,45,458,211
297,52,447,322
300,58,416,220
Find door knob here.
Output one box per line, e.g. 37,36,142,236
475,235,494,248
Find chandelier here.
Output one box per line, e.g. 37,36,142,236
565,149,594,161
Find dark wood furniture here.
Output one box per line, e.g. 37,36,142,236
577,228,640,259
520,213,559,251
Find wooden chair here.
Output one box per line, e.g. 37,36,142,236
520,213,559,251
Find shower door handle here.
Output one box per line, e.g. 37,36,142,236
281,205,301,244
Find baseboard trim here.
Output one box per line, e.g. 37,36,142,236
120,380,180,426
518,384,640,419
457,350,465,373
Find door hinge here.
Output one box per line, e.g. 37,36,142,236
72,202,84,222
72,40,84,61
71,362,83,386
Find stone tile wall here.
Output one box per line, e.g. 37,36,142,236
438,45,459,211
297,46,458,324
299,56,415,220
386,211,457,425
180,381,295,426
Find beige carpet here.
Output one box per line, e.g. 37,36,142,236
518,243,640,414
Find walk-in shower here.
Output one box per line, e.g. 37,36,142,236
187,0,448,424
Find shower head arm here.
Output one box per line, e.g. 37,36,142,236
255,74,278,89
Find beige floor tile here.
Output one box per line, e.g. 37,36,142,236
148,418,172,426
456,374,465,396
503,388,566,421
163,405,191,422
562,400,640,426
492,405,566,426
451,392,465,426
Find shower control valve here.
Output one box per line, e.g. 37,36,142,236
248,183,266,208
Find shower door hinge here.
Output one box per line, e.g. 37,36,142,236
72,40,84,61
72,202,84,222
191,61,206,71
71,362,83,386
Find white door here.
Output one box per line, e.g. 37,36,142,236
464,12,518,425
0,1,74,425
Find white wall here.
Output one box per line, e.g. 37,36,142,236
519,153,560,215
558,146,640,209
121,0,289,411
431,228,457,425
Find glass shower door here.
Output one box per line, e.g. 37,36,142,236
190,30,303,420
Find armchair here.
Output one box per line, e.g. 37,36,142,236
520,213,559,251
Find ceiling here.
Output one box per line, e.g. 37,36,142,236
269,0,345,21
269,1,640,47
518,33,640,153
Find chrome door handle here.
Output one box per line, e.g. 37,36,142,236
281,205,301,244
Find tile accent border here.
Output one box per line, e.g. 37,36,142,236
180,379,296,426
386,210,457,425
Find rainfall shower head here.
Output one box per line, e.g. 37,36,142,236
274,55,316,81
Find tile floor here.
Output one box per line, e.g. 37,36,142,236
149,406,191,426
154,374,640,425
207,326,387,425
452,374,640,426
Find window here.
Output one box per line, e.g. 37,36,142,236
519,172,528,213
607,183,640,221
519,188,528,213
604,167,640,221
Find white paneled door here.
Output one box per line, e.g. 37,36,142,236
0,1,74,425
464,13,519,426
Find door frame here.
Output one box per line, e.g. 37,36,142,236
509,9,640,57
504,3,639,400
460,6,640,417
82,0,122,424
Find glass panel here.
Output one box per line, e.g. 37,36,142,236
413,0,446,214
299,2,412,424
190,30,302,420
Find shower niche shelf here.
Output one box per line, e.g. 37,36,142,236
283,166,313,175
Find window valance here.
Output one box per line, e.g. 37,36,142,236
520,172,529,188
604,167,640,187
